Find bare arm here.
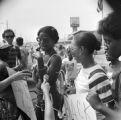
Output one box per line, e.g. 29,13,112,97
41,75,55,120
97,104,120,120
0,75,14,92
0,68,32,92
86,92,121,120
44,89,55,120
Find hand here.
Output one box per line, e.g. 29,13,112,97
43,74,49,82
41,75,50,94
86,91,103,111
13,64,23,71
32,52,43,60
11,70,32,81
64,88,70,95
64,87,74,96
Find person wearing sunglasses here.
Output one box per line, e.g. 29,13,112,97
2,29,22,71
0,45,32,119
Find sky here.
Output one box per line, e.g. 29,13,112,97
0,0,112,42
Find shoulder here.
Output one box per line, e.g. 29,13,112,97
89,64,106,75
51,54,62,62
13,46,20,52
0,44,11,49
0,61,7,67
0,61,7,71
88,65,108,83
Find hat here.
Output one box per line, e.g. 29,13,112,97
37,26,59,43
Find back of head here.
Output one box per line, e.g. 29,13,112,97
16,37,23,46
98,11,121,40
74,32,101,54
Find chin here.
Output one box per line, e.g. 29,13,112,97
74,57,78,62
41,47,46,51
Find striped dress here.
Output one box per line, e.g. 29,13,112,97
88,67,113,103
75,64,114,120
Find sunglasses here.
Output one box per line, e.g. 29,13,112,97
5,35,14,39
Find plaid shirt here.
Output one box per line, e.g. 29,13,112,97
7,45,21,68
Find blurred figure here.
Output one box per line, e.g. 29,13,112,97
2,29,22,71
16,37,29,70
57,44,66,60
30,46,34,63
62,46,78,87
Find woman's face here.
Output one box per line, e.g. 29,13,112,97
104,35,121,60
37,32,55,51
70,39,82,63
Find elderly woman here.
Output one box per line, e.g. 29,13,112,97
68,32,114,120
32,26,63,120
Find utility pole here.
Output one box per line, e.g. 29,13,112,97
6,20,8,29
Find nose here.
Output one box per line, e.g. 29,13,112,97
104,43,109,51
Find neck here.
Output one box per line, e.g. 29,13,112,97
111,59,119,65
111,59,121,69
8,43,13,46
81,55,96,68
45,48,56,56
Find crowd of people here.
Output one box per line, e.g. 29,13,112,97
1,2,121,120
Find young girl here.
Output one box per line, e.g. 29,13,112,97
32,26,63,120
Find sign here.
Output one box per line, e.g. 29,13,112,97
64,94,96,120
70,17,80,27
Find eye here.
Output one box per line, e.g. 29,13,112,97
104,39,111,45
70,47,76,52
36,37,49,42
36,37,40,41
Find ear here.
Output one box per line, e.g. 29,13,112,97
80,46,85,54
